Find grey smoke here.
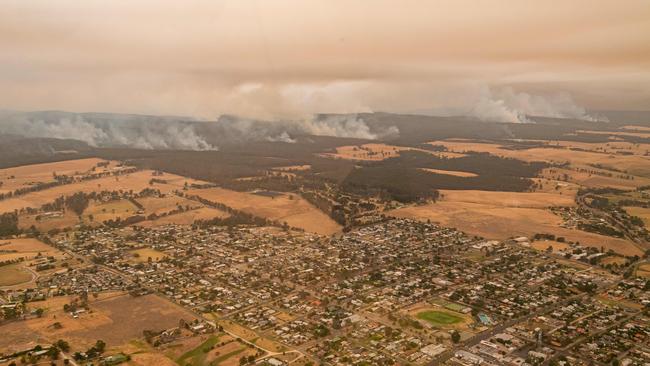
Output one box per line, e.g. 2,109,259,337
0,111,399,150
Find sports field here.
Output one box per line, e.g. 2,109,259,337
416,310,463,326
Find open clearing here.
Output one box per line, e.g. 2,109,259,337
135,195,200,216
389,190,643,256
0,238,60,261
186,187,341,235
322,143,464,161
530,240,571,253
0,293,197,353
420,168,478,177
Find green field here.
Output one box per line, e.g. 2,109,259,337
416,310,463,326
176,335,222,366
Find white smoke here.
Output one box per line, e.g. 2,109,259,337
469,86,604,123
299,115,399,140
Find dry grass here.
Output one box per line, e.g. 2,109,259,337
635,263,650,278
0,158,112,194
0,293,197,353
623,206,650,226
0,170,208,214
136,207,230,227
130,248,168,262
0,264,33,286
322,143,464,161
430,139,650,178
437,190,575,208
186,188,341,235
136,196,199,216
530,240,570,253
420,168,478,177
388,190,643,256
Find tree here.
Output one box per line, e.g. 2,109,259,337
451,330,461,343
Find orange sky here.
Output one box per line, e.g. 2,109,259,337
1,0,649,119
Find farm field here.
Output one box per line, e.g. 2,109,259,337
0,158,115,194
389,190,644,256
0,170,207,214
186,188,341,235
430,139,650,178
135,195,199,216
136,207,230,227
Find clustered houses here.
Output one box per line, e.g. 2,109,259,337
3,217,647,366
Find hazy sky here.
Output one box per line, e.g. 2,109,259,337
1,0,649,119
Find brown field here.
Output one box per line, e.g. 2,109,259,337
322,143,464,161
635,263,650,278
623,206,650,226
186,188,341,235
389,190,643,256
0,170,208,214
430,139,650,178
530,240,571,253
0,293,197,353
600,256,628,266
0,238,60,261
136,207,230,227
84,199,139,222
0,264,33,286
437,190,575,208
0,158,113,195
540,167,650,190
130,248,168,262
136,195,200,216
420,168,478,178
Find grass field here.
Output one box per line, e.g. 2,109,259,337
0,264,33,286
186,187,341,235
417,311,463,326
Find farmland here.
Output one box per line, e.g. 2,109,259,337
186,187,341,235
